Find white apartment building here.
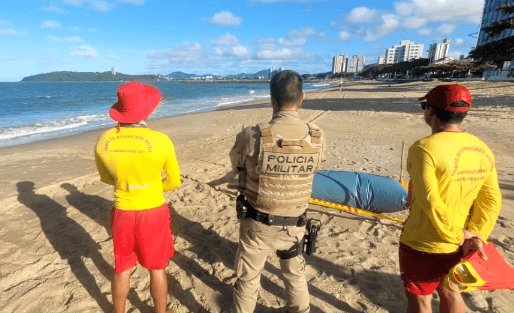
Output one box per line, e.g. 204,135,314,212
269,67,284,78
377,56,385,65
332,54,347,74
346,55,366,73
385,40,424,64
428,38,451,63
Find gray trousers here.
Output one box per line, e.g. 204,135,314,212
233,218,310,313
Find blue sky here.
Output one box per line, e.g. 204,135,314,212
1,0,485,81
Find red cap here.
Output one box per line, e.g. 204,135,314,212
109,82,162,123
419,84,472,112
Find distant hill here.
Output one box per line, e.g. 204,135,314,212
164,71,197,79
164,71,222,79
21,71,160,82
225,70,269,79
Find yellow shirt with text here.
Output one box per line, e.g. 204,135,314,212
400,132,502,254
95,127,181,210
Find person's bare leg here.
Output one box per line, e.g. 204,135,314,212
436,281,466,313
405,291,433,313
150,269,168,313
112,268,132,313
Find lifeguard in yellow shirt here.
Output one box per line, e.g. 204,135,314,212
95,82,180,313
399,84,502,313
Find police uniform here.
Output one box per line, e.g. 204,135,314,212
229,110,327,313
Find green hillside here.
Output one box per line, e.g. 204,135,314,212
21,71,161,82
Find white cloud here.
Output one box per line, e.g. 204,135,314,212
346,7,377,23
256,46,314,59
106,54,121,60
437,23,456,35
403,16,427,29
249,0,324,2
63,0,85,6
0,28,24,35
362,14,400,41
65,36,84,42
119,0,147,4
46,35,61,41
417,27,432,36
213,33,239,46
338,31,351,42
231,45,252,58
214,47,228,56
394,1,415,16
146,42,207,67
209,11,242,26
70,45,98,57
90,0,112,12
69,26,81,31
44,5,67,14
122,50,143,56
41,20,62,29
454,38,465,47
278,38,306,46
394,0,484,24
278,27,320,47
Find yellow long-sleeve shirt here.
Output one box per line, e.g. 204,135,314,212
400,132,502,254
95,127,181,210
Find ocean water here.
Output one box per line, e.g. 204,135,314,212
0,81,331,148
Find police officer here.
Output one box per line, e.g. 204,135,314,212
229,70,327,313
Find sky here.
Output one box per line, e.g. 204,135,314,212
0,0,486,81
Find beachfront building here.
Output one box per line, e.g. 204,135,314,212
428,38,451,64
377,56,385,65
332,54,347,74
346,55,366,73
385,40,424,64
269,67,284,78
476,0,514,47
111,67,116,76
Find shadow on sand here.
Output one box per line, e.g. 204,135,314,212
18,182,152,313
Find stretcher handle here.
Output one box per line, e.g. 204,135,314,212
444,261,486,293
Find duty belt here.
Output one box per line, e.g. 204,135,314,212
246,202,307,227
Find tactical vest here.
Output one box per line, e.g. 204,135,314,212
245,122,323,217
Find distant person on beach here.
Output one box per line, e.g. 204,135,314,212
95,82,181,313
399,84,502,313
229,70,327,313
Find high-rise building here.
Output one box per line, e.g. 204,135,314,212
377,56,385,65
332,54,347,74
111,67,116,76
428,38,451,63
346,55,366,73
476,0,514,47
269,67,284,78
385,40,424,64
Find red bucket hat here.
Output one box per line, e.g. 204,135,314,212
109,82,162,123
419,84,472,112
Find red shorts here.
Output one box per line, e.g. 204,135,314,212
399,243,462,295
110,203,174,274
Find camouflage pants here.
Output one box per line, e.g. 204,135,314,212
233,218,309,313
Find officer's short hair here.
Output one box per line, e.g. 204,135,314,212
270,70,303,109
430,101,469,123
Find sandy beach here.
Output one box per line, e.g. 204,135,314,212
1,80,513,313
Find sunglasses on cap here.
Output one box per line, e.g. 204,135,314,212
420,101,430,110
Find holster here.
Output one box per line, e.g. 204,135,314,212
276,218,321,259
236,194,248,220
